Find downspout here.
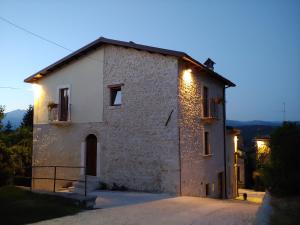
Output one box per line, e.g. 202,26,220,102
223,86,228,199
177,62,182,196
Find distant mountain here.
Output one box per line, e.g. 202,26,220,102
2,109,26,129
226,120,283,127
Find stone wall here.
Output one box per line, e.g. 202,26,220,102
32,122,103,191
100,45,180,194
178,61,226,198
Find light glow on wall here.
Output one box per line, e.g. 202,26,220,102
256,140,270,155
234,136,238,152
256,140,265,149
32,83,42,101
183,69,192,85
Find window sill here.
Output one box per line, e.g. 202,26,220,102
49,120,72,126
202,154,213,158
200,117,218,124
109,105,122,110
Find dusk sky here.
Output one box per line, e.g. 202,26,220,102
0,0,299,121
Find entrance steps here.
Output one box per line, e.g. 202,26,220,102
70,175,100,194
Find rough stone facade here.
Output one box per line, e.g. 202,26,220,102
100,45,180,194
178,61,226,198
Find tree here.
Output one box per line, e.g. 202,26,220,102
4,121,12,133
21,105,33,130
0,105,5,130
263,122,300,197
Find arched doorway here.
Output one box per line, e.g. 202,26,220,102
86,134,97,176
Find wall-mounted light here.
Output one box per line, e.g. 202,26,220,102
35,73,43,79
256,140,265,149
234,136,238,152
183,69,192,84
32,83,42,100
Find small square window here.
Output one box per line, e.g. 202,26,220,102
110,86,122,106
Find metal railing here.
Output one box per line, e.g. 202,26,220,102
48,104,72,122
30,165,87,196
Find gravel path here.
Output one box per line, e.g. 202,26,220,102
32,192,260,225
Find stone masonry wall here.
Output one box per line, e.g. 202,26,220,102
32,122,103,191
178,61,226,198
100,45,180,194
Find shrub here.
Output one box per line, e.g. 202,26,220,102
263,122,300,197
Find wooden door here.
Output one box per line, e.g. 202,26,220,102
86,134,97,176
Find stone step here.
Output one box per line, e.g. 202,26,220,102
71,176,100,194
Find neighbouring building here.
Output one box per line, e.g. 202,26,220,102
254,136,271,166
226,127,245,198
24,37,236,198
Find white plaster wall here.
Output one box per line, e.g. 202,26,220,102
33,48,104,124
226,132,237,198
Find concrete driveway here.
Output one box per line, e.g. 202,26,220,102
32,191,261,225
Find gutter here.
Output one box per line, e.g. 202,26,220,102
223,86,228,199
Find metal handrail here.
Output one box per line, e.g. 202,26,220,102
30,165,87,196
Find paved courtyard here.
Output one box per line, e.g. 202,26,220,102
32,191,262,225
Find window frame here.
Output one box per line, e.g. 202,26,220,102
108,83,124,107
56,85,71,121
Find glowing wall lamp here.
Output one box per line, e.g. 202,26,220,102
256,140,265,149
32,83,42,101
183,69,192,85
234,136,238,152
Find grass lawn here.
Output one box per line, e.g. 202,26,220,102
0,186,82,225
270,196,300,225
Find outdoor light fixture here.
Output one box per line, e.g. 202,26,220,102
183,69,192,84
35,73,43,78
256,140,265,149
32,83,42,100
234,136,238,152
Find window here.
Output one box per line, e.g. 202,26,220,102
210,99,219,119
205,183,210,196
204,131,210,155
110,86,122,106
59,88,69,121
203,86,209,117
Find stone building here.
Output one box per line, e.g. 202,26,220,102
24,37,236,198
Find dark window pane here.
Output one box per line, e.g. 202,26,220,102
204,131,210,155
59,88,69,121
203,86,208,117
110,86,122,106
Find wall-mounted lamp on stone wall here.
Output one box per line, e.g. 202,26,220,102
183,69,192,85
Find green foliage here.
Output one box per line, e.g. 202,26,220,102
263,122,300,197
0,141,13,186
0,105,5,130
0,105,33,186
21,105,33,130
4,120,12,133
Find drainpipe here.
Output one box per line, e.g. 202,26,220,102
223,86,228,199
